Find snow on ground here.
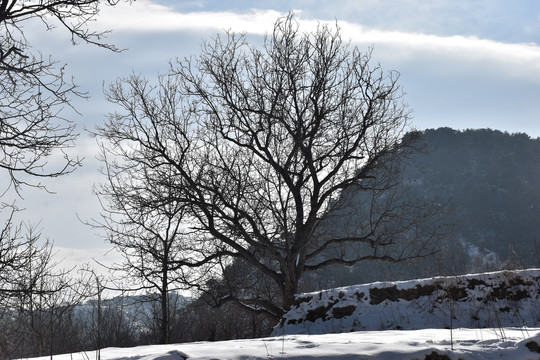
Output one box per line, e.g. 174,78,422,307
25,269,540,359
27,327,540,360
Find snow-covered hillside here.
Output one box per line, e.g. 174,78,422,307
274,268,540,336
26,328,540,360
24,269,540,360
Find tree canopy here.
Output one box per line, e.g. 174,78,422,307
96,14,443,320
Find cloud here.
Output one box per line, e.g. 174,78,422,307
53,245,121,278
98,1,283,33
344,28,540,80
97,1,540,81
293,0,540,43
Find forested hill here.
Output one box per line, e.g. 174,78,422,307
325,128,540,286
411,128,540,266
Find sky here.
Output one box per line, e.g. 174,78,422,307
7,0,540,274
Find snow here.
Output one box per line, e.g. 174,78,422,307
25,328,540,360
23,269,540,360
274,268,540,335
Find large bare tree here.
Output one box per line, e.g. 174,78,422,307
97,15,443,322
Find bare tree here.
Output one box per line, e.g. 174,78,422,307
0,0,125,193
0,1,128,355
97,14,444,322
0,204,79,358
0,205,65,307
1,0,127,294
92,154,209,344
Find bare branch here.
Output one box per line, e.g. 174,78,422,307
96,13,446,321
0,0,126,194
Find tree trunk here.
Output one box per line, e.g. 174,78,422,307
160,263,169,344
282,260,299,312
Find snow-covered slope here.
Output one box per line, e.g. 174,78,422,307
273,268,540,336
26,328,540,360
23,269,540,360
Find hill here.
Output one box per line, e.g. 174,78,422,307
316,128,540,286
406,128,540,270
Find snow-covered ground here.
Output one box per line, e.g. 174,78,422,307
27,327,540,360
24,269,540,359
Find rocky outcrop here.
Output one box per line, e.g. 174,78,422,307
273,269,540,336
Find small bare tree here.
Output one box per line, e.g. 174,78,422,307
92,158,210,344
97,14,444,322
0,1,127,355
0,204,78,359
0,205,65,308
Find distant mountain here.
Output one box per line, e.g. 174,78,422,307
314,128,540,287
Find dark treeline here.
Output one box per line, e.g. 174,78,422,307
0,292,272,359
413,128,540,265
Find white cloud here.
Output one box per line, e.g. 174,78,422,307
98,1,540,81
54,245,120,274
98,1,283,33
342,27,540,79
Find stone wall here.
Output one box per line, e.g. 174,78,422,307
273,269,540,336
